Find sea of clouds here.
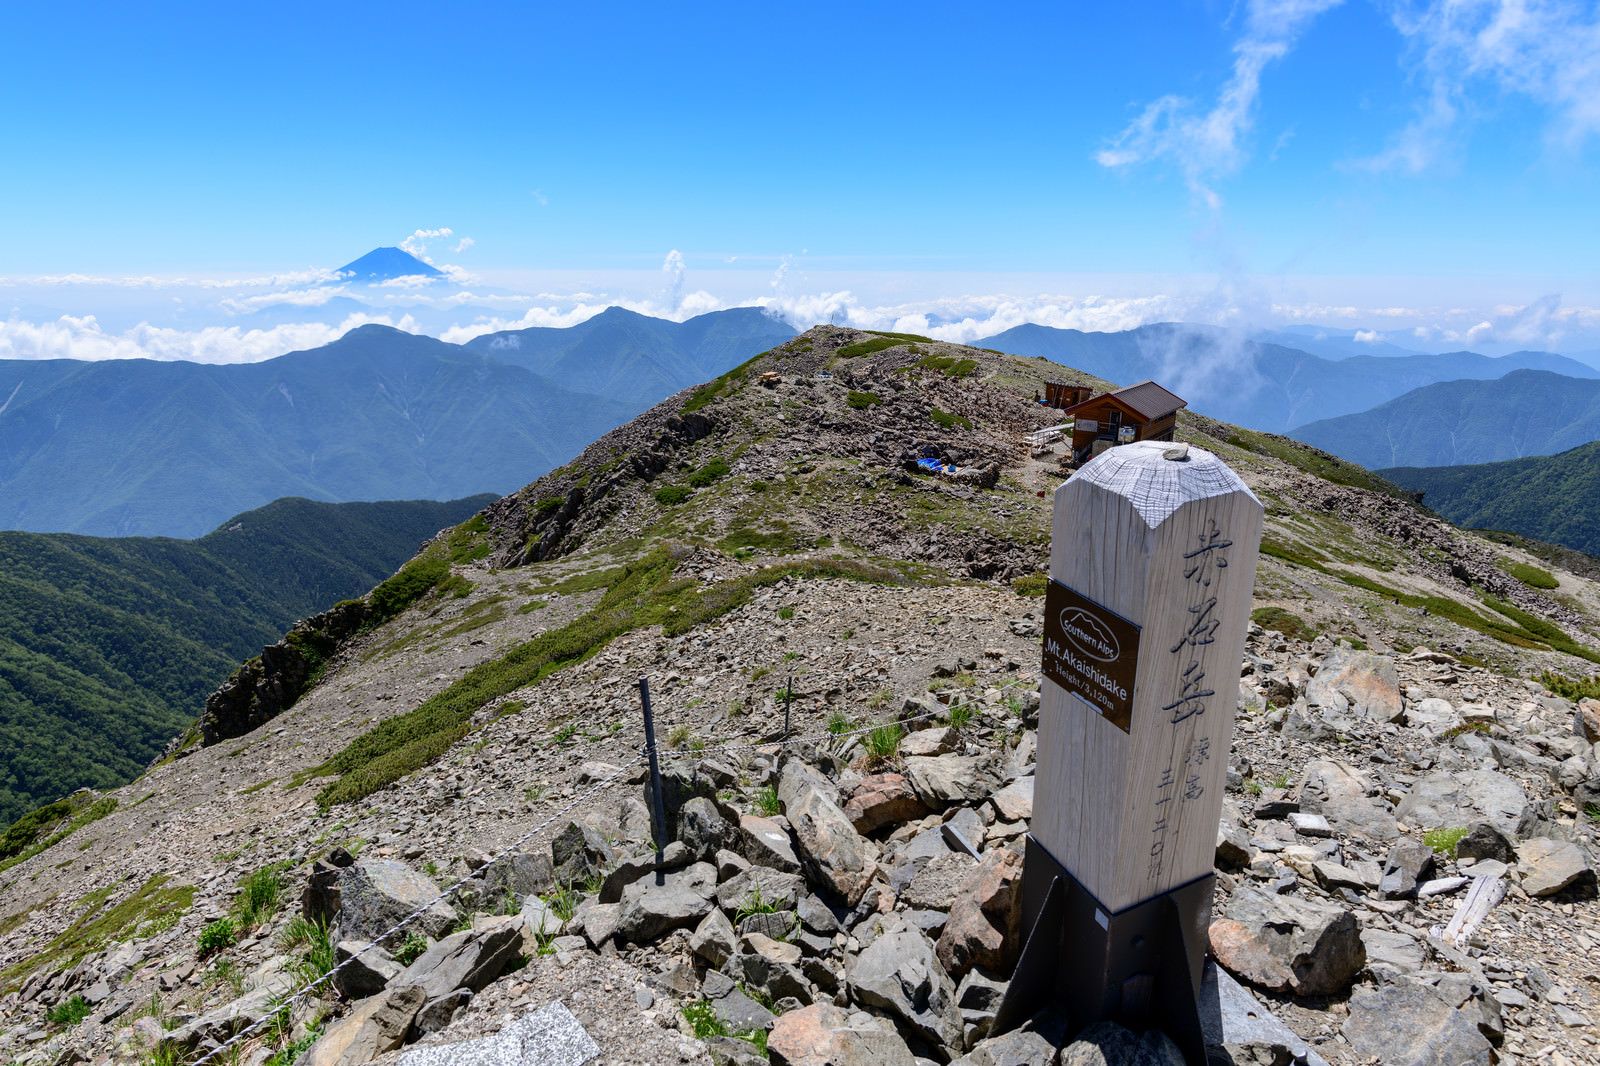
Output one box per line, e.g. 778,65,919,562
3,252,1598,366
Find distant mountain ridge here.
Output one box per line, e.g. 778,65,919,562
0,493,493,824
1381,442,1600,558
0,308,792,538
466,305,794,408
1291,369,1600,469
975,322,1597,432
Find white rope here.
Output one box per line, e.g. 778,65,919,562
187,752,644,1066
666,673,1038,757
186,671,1038,1063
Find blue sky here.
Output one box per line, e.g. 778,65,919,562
3,0,1598,359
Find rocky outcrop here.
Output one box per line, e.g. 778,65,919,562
198,599,369,746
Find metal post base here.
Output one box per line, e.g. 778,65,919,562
992,835,1214,1065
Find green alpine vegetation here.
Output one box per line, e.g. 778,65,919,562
1380,440,1600,558
0,494,494,824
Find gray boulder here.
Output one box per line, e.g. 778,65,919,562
703,970,777,1033
846,913,963,1050
1394,770,1529,839
1341,979,1492,1066
1380,838,1437,899
716,866,808,912
551,821,614,884
725,949,812,1006
903,754,993,808
389,917,524,1035
480,849,554,902
1059,1020,1184,1066
1454,821,1514,863
679,797,738,862
691,907,739,968
614,860,718,943
738,814,802,873
1208,884,1365,996
1517,837,1596,897
768,1002,916,1066
1305,648,1402,722
1293,760,1398,841
778,759,879,907
338,859,457,948
302,983,426,1066
332,941,404,999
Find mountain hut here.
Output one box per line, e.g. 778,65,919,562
1042,381,1093,408
1061,380,1187,465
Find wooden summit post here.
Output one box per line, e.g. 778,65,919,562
993,440,1263,1060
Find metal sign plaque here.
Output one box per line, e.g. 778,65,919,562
1042,579,1141,732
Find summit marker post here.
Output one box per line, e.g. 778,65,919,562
994,440,1263,1060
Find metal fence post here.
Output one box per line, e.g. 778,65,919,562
638,677,667,855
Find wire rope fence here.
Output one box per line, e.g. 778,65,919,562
183,664,1040,1065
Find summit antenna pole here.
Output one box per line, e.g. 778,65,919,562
638,677,667,856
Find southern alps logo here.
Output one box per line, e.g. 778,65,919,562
1059,606,1120,662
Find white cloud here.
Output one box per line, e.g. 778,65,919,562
662,249,686,309
1354,329,1381,342
1095,0,1345,205
400,228,454,261
0,313,416,364
220,286,350,312
453,237,475,254
0,268,342,290
1371,0,1600,171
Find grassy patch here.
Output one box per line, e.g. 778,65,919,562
1423,826,1470,857
316,549,906,808
0,875,193,993
1011,573,1048,597
445,514,492,564
366,558,455,629
847,390,881,410
655,485,692,506
0,795,117,873
864,723,903,768
1251,607,1318,642
1538,671,1600,701
1259,537,1332,570
1224,428,1415,499
682,349,770,413
1501,559,1559,590
837,337,904,359
929,407,972,430
686,459,732,488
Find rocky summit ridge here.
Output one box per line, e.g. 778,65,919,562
1,325,1599,1066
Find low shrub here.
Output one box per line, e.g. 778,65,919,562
1011,573,1047,597
47,994,90,1027
686,459,732,487
1251,607,1318,643
654,485,692,506
1503,560,1559,590
846,390,881,409
1423,826,1470,857
837,337,903,359
929,408,972,430
367,558,450,627
198,918,236,958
